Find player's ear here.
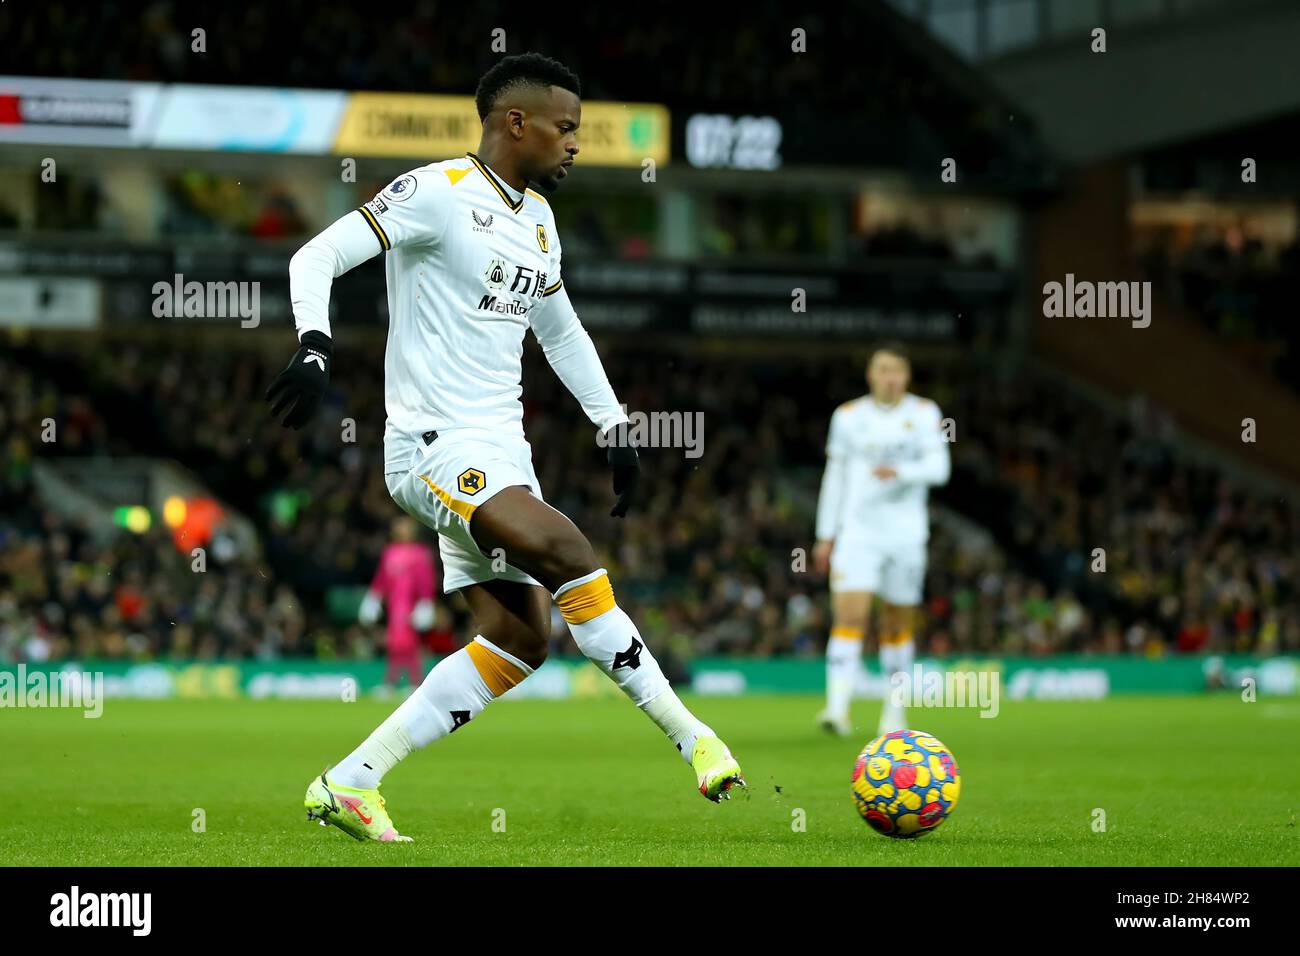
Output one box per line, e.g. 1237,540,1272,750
507,108,526,140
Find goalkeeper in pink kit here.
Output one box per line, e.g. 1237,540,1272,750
359,517,438,688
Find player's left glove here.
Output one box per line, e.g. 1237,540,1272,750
604,423,640,518
410,599,434,631
266,331,332,429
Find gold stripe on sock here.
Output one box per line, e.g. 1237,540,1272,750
556,573,616,624
465,641,528,697
881,629,914,646
830,626,864,641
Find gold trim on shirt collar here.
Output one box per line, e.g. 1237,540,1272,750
466,152,524,213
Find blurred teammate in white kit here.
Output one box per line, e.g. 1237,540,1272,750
813,343,951,736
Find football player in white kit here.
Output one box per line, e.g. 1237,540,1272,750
266,54,743,842
813,343,951,737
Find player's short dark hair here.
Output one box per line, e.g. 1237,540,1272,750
869,341,911,366
475,53,581,122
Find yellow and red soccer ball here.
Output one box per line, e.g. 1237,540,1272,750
851,730,960,838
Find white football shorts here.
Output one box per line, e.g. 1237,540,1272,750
829,535,928,606
385,427,543,593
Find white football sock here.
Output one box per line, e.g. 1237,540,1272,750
330,635,532,790
556,569,713,764
879,630,915,731
642,688,715,762
826,626,864,720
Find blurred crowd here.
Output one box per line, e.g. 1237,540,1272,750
3,335,1297,664
161,173,307,240
1140,223,1300,386
941,377,1299,658
1,167,311,241
0,352,323,662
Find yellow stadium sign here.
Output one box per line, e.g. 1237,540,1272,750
334,93,668,167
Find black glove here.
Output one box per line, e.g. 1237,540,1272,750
266,331,332,429
604,423,640,518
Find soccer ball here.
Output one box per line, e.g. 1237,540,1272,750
851,730,960,838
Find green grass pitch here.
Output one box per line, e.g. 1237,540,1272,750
3,693,1296,866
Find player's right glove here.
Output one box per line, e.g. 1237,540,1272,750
358,591,382,626
266,331,332,429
